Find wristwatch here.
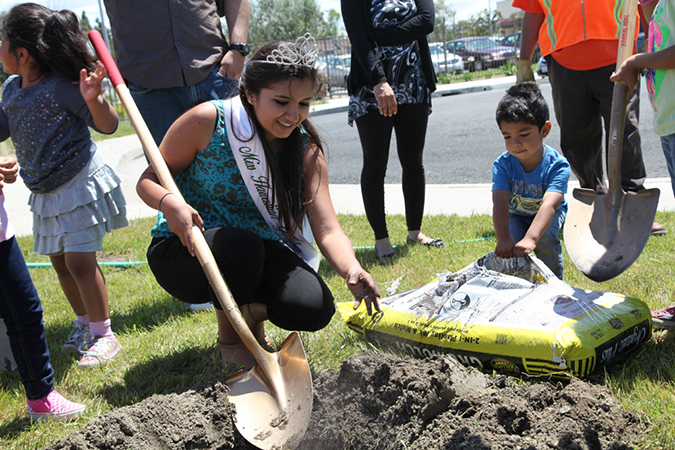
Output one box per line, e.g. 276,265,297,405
229,43,250,57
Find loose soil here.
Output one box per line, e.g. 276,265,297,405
47,351,642,450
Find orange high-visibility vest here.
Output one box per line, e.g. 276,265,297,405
535,0,639,56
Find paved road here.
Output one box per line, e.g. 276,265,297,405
4,76,673,237
315,79,668,185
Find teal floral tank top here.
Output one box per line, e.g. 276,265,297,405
151,100,280,241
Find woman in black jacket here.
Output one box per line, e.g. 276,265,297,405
341,0,443,260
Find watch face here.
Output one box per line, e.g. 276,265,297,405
232,44,250,56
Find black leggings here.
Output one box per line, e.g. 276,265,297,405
147,228,335,331
355,103,430,239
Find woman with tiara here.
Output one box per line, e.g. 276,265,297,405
136,35,381,369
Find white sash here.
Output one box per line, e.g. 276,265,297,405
224,97,321,271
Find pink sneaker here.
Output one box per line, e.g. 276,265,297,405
27,390,85,422
77,335,122,368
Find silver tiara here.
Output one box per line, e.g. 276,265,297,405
255,33,318,69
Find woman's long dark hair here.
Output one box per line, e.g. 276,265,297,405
2,3,96,83
238,41,326,240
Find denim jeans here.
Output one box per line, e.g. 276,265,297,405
509,204,567,280
129,67,239,147
0,237,54,400
661,133,675,198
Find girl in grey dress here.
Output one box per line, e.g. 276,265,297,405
0,4,128,368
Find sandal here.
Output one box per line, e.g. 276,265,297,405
217,339,255,369
651,305,675,329
241,304,275,351
407,236,445,248
376,247,395,261
651,221,668,236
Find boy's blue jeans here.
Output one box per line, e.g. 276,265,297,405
128,68,239,147
661,133,675,198
0,237,54,400
509,205,567,280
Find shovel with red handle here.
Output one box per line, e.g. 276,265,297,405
88,30,312,450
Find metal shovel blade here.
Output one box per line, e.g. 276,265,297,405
563,0,659,283
564,187,659,282
225,331,312,450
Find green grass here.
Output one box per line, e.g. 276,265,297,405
2,213,675,449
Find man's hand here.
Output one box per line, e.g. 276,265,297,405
516,59,535,84
219,50,245,79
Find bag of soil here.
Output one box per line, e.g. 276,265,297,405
339,253,651,378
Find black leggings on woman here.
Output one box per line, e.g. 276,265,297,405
147,227,335,331
355,103,430,240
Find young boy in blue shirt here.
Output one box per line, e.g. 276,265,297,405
492,82,571,279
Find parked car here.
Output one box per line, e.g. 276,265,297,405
428,43,464,75
499,31,521,50
446,37,517,72
537,56,548,76
318,55,351,89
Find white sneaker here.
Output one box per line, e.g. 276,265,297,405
186,302,214,312
77,335,122,368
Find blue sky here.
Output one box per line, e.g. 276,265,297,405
0,0,492,31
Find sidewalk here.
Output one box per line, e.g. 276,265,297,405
4,75,675,237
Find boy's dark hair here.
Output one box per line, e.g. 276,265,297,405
495,82,549,130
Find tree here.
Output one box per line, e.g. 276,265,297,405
80,11,93,32
94,18,115,54
473,8,503,37
325,9,342,37
432,0,456,43
248,0,331,43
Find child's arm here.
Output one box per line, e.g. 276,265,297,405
80,61,118,134
611,45,675,91
513,191,563,257
492,190,515,257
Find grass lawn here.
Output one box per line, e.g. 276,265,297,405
1,212,675,449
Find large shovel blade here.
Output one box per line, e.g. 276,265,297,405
564,187,659,282
225,332,312,450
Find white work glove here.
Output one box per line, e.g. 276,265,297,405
516,59,535,84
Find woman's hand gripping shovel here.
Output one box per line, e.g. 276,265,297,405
88,31,312,450
563,0,660,282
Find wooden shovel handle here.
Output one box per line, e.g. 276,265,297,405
608,0,640,198
616,0,640,69
88,31,264,359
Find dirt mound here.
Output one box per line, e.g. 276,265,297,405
47,351,642,450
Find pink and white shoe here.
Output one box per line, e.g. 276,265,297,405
77,335,122,368
651,305,675,329
27,390,85,422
